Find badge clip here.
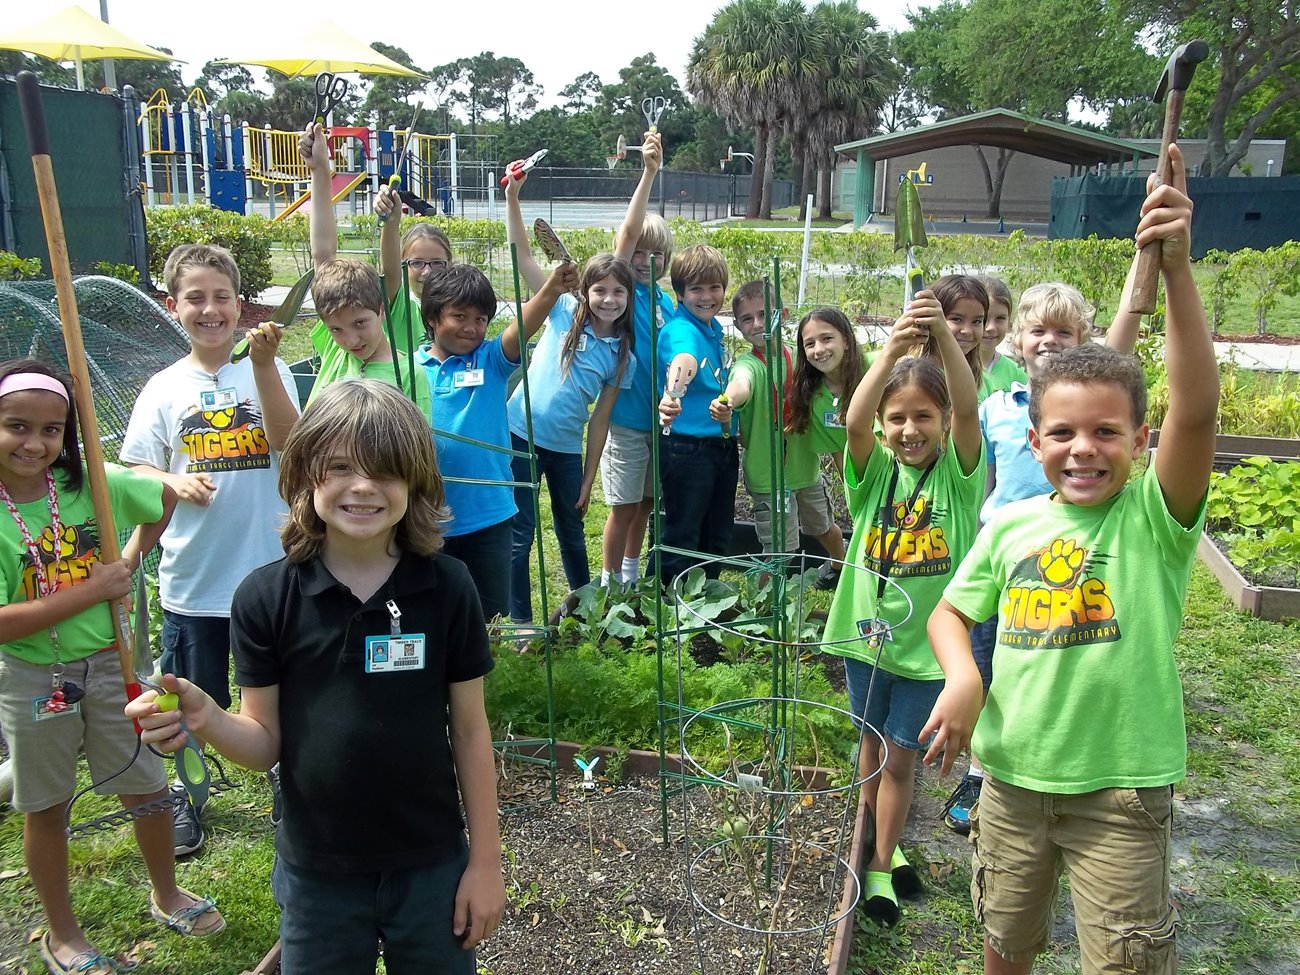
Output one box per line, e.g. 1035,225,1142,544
386,599,401,636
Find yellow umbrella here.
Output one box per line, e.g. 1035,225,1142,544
214,20,426,79
0,5,178,90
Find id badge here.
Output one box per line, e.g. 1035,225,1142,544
857,618,892,649
823,410,845,429
201,387,238,410
453,369,484,389
33,695,80,721
576,333,589,353
365,633,427,673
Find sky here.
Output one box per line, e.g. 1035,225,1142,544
39,0,916,105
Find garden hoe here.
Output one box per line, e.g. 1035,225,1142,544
1128,38,1210,315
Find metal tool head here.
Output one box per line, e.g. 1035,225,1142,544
641,95,670,132
229,267,315,363
533,218,574,265
893,178,928,253
313,72,350,123
1153,39,1210,102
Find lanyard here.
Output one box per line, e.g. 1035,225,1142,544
873,454,939,610
0,468,65,656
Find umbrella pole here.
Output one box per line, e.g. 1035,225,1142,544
76,54,85,91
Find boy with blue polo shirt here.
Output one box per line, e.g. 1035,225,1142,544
924,149,1215,974
653,244,736,582
414,262,577,621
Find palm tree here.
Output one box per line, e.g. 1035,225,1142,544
804,2,891,219
688,0,806,219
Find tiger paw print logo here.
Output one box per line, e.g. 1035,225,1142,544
1037,539,1086,589
890,496,932,532
203,407,236,430
37,524,79,564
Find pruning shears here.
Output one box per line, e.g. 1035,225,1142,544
641,96,670,133
380,100,424,226
500,148,548,187
313,71,350,125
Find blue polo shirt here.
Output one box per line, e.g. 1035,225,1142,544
610,281,675,432
417,335,518,536
979,381,1050,524
656,305,735,439
506,294,634,454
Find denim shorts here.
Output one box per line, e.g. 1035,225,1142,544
843,657,943,751
272,848,476,975
970,616,997,693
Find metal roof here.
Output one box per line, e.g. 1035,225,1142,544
835,109,1156,167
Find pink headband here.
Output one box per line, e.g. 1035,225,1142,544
0,373,71,402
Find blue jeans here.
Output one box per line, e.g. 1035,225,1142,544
271,850,476,975
442,519,513,622
970,617,997,693
651,434,739,582
160,610,232,711
509,435,590,622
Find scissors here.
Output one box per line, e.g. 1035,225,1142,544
500,148,548,186
641,96,670,133
314,71,350,124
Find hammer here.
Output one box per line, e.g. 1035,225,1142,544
1129,39,1210,314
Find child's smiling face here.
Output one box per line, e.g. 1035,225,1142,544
167,266,242,355
313,453,409,551
800,318,847,376
983,300,1011,357
681,282,725,322
1029,379,1147,506
586,274,629,330
403,238,451,295
0,389,67,494
945,297,985,357
322,305,387,363
733,296,767,348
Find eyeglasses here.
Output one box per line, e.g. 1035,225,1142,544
407,259,449,271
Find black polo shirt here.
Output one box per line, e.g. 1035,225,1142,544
231,550,493,873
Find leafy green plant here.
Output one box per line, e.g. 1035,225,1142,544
1207,457,1300,587
92,261,140,284
0,250,42,280
145,204,275,297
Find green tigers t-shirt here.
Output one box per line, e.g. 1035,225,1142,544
944,464,1205,793
979,353,1027,402
307,319,431,416
1,465,163,665
805,383,847,457
823,440,985,677
734,353,819,494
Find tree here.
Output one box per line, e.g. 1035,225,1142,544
451,52,541,131
599,54,693,154
360,43,429,130
0,52,74,87
1135,0,1300,176
85,49,184,98
499,107,602,168
193,60,255,102
688,0,808,218
560,71,603,111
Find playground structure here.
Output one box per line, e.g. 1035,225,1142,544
136,88,499,221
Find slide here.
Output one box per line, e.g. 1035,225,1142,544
273,171,369,223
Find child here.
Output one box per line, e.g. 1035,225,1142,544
503,170,635,620
120,243,299,854
976,276,1026,399
927,274,987,391
1,360,223,975
924,147,1213,975
821,288,984,927
599,134,675,586
127,380,506,975
786,306,869,586
411,256,577,622
300,123,431,409
940,274,1144,833
710,284,846,584
654,244,737,582
393,223,454,310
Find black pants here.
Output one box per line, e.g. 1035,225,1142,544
651,433,739,583
442,517,513,622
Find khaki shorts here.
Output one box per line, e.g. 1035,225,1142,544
0,650,166,812
601,424,654,505
970,776,1178,974
749,478,836,553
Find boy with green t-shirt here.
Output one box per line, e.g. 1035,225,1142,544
299,123,430,413
923,147,1216,975
711,283,845,580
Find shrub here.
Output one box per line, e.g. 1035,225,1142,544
1207,457,1300,588
0,251,42,280
145,204,275,298
93,261,140,285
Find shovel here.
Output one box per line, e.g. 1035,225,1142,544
894,176,928,306
230,266,316,364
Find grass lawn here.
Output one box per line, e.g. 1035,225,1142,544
2,531,1297,975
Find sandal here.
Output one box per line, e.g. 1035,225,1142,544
150,886,226,937
38,932,118,975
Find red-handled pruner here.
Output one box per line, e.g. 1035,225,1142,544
500,148,548,186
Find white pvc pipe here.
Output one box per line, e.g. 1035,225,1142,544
797,193,814,307
487,173,496,223
181,103,196,205
140,110,155,208
450,131,460,215
241,121,252,216
199,110,212,205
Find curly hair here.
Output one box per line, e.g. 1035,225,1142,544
1028,344,1147,428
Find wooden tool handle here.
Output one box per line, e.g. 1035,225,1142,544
17,73,136,688
1128,89,1186,315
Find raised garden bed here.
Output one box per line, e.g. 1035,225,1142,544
1196,534,1300,622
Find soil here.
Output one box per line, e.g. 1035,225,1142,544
488,767,858,975
1206,533,1299,589
1212,332,1300,345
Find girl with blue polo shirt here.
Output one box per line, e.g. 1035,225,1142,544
503,256,636,624
503,172,639,624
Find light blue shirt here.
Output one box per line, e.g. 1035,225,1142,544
657,306,735,439
610,281,675,432
417,335,518,536
979,381,1051,524
506,294,634,454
